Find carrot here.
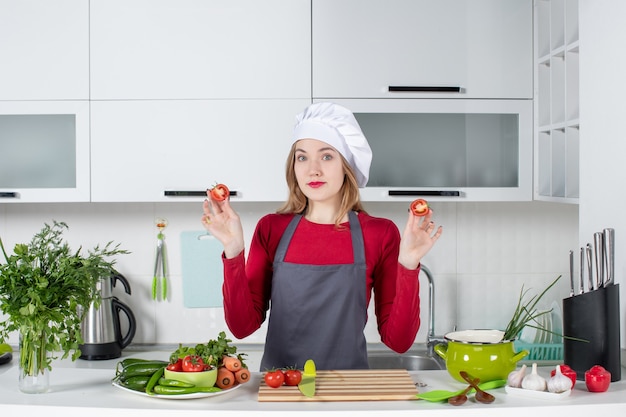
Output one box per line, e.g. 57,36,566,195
234,368,251,384
216,366,235,389
222,355,242,372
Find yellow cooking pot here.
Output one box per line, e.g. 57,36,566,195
434,329,529,383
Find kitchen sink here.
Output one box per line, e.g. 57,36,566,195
367,352,444,371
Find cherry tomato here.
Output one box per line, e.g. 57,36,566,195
283,369,302,386
166,358,183,372
551,364,577,388
585,365,611,392
410,198,429,217
264,369,285,388
182,355,206,372
210,183,230,201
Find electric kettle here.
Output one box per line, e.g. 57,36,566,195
79,273,137,360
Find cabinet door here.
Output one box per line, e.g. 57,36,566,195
90,0,311,100
0,101,90,202
90,100,310,202
0,0,89,100
313,0,532,99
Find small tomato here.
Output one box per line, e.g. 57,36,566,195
166,358,183,372
210,183,230,202
585,365,611,392
551,364,577,388
283,368,303,386
410,199,429,217
264,369,285,388
182,355,206,372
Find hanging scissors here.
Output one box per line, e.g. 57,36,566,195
152,218,168,301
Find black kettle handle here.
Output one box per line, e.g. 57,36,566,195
112,272,132,295
112,298,137,349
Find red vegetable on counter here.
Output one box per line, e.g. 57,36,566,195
585,365,611,392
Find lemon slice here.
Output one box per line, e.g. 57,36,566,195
0,343,12,354
303,359,316,377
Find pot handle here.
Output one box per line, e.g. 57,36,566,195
511,349,529,364
433,343,448,360
112,298,137,349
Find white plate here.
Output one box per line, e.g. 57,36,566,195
550,301,563,343
112,380,242,400
505,385,571,400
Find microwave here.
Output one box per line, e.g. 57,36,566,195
315,99,533,202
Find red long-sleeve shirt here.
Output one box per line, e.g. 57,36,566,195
222,211,421,353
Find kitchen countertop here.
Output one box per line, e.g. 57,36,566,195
1,348,625,417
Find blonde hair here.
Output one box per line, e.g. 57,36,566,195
277,143,366,227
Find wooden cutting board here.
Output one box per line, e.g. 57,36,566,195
258,369,419,402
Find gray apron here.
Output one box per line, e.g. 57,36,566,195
260,211,369,371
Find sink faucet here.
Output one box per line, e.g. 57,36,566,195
421,265,447,364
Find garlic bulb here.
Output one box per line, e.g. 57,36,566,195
547,365,572,393
521,363,547,391
507,364,527,388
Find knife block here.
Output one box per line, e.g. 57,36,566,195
562,284,621,382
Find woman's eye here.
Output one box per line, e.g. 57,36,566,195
296,154,306,162
322,154,333,161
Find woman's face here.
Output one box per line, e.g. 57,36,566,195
293,139,346,205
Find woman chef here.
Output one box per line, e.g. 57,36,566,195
201,102,442,370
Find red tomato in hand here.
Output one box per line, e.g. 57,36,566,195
166,358,183,372
551,364,577,388
264,369,285,388
410,199,429,217
283,369,302,386
182,355,206,372
585,365,611,392
210,183,230,201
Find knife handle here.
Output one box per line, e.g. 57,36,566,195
603,228,615,287
579,247,585,294
586,244,594,291
594,232,604,289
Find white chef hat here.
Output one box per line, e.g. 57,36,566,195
292,102,372,188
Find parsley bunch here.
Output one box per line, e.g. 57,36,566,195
0,221,128,375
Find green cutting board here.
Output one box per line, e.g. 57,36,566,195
180,231,224,308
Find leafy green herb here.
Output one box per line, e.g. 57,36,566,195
0,220,129,374
503,275,561,341
169,331,248,368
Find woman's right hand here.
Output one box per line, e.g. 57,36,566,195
201,192,245,259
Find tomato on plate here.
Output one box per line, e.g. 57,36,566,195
264,369,285,388
410,199,429,217
283,369,302,386
210,183,230,201
182,355,206,372
166,358,183,372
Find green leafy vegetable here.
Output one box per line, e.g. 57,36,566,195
169,331,248,368
0,220,129,374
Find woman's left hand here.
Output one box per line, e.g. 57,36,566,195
398,209,443,270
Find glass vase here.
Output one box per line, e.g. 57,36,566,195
18,329,50,394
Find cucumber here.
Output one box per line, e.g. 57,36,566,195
119,375,151,392
117,361,167,379
152,385,222,395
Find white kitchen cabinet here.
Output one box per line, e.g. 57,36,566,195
0,0,89,100
312,0,533,99
90,0,311,100
325,99,533,202
0,101,90,202
90,100,310,202
534,0,579,203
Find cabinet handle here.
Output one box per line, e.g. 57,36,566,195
164,190,238,197
0,192,18,198
388,190,460,197
388,86,461,93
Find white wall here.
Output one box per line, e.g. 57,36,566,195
0,200,578,349
579,1,626,348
